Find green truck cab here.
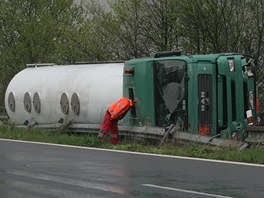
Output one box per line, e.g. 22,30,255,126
123,52,256,140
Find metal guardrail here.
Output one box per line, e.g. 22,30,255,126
0,113,8,122
1,112,263,146
246,126,264,143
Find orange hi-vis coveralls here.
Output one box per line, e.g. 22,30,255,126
98,97,133,144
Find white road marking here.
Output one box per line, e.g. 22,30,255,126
0,138,264,168
142,184,234,198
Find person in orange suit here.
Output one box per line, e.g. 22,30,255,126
98,97,133,144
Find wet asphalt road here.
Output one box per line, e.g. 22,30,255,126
0,139,263,198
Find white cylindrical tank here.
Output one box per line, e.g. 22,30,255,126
5,63,124,126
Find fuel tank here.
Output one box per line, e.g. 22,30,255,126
5,63,124,126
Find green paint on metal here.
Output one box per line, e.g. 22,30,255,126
123,53,256,141
123,58,155,126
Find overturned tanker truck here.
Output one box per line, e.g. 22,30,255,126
5,52,259,145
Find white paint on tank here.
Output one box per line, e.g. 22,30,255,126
5,63,124,125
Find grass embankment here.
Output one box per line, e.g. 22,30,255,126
0,125,264,164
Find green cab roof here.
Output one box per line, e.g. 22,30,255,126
125,53,242,66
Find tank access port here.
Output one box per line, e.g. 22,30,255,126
71,93,80,115
8,92,16,112
33,92,41,113
60,93,69,115
23,92,32,113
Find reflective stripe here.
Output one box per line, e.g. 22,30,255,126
98,132,104,137
117,103,125,109
111,134,118,138
98,129,108,138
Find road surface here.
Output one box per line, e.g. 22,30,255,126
0,139,263,198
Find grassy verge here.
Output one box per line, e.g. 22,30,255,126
0,125,264,164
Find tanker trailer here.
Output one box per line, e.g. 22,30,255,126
5,63,124,128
